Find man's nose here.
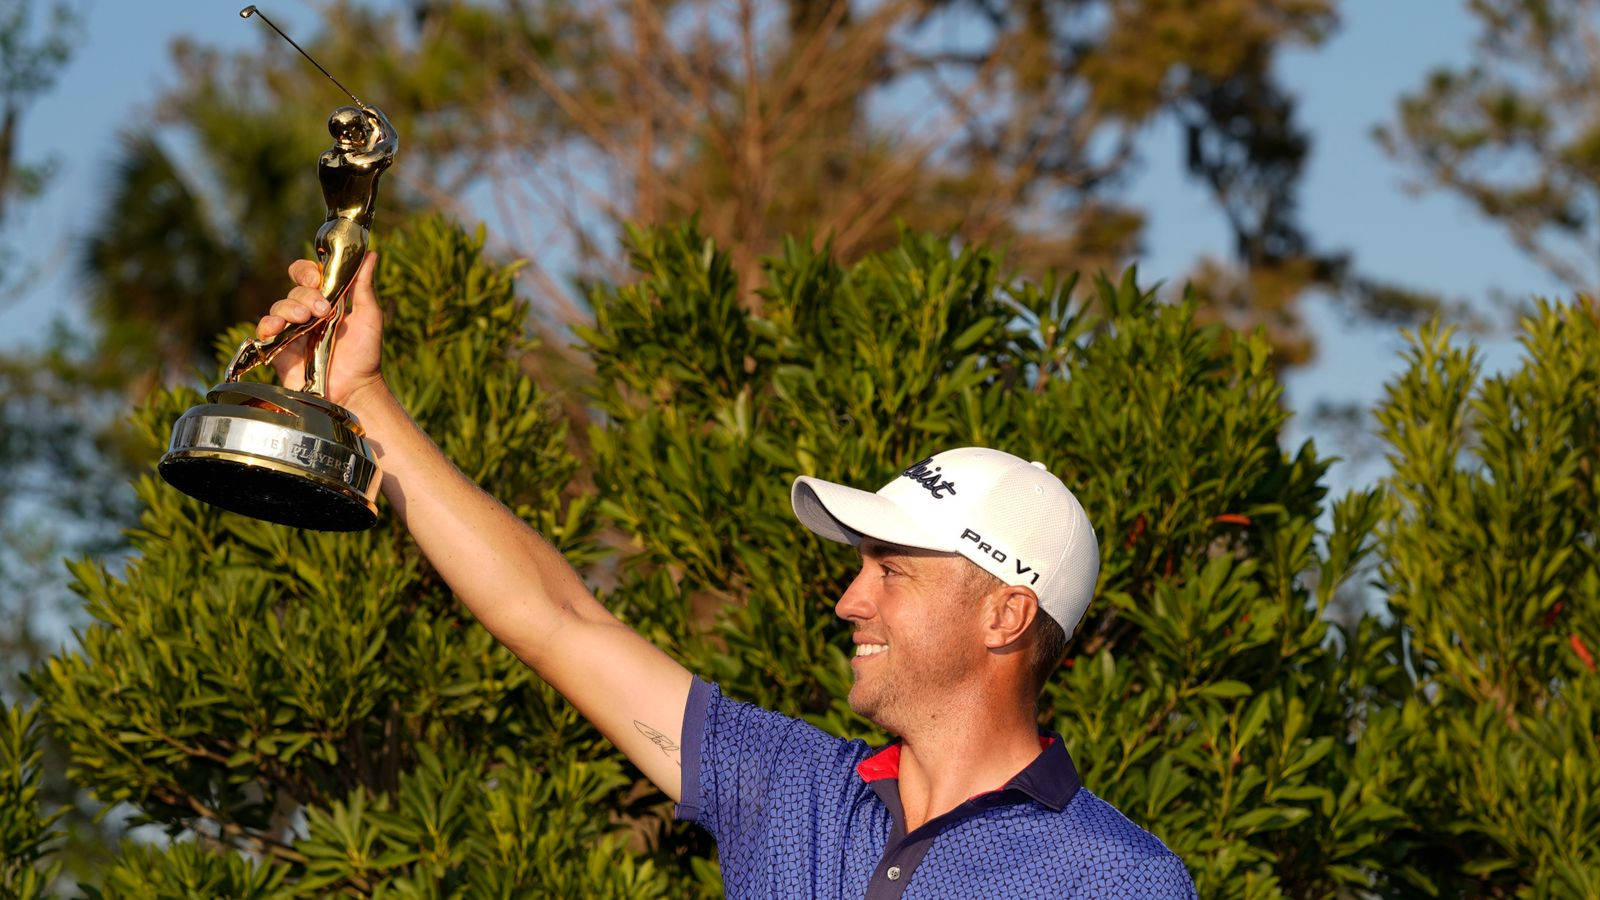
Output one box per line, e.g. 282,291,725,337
835,569,875,622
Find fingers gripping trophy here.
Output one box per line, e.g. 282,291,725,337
159,6,398,531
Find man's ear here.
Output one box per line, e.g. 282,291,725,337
982,585,1039,652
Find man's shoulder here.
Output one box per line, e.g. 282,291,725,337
990,788,1186,872
1061,788,1175,858
1057,789,1193,893
694,679,875,777
933,788,1192,896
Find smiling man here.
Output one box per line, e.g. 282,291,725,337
676,447,1196,897
254,259,1194,897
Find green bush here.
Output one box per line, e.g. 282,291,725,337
24,218,661,895
5,218,1595,896
1,700,64,899
581,225,1395,897
1367,306,1600,896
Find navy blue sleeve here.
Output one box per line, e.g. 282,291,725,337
674,678,859,846
674,677,714,822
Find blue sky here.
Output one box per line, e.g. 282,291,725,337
3,1,1568,496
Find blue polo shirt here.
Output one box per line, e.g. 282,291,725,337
676,679,1195,898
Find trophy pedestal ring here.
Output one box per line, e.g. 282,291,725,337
159,381,380,531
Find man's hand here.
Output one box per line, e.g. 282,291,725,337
254,251,385,409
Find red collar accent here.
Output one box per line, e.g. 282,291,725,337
855,744,902,782
853,736,1054,784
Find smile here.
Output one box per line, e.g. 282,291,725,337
854,643,887,658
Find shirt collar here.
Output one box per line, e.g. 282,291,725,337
854,732,1081,812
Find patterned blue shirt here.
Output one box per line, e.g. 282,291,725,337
676,679,1196,898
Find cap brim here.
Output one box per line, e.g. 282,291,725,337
791,476,959,552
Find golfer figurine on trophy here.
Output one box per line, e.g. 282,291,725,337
158,6,398,531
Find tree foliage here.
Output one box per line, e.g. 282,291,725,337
0,350,136,701
0,0,1400,712
579,222,1398,896
0,0,78,304
2,3,1595,892
26,218,665,895
0,700,64,898
8,216,1562,895
0,0,94,678
5,0,1356,702
2,214,1595,895
145,0,1344,358
0,0,78,226
1363,301,1600,895
78,105,343,383
1377,0,1600,297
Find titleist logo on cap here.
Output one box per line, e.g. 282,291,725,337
901,457,958,499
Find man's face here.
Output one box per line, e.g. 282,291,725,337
337,121,369,146
835,540,987,732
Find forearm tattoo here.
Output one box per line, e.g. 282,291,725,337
633,720,682,768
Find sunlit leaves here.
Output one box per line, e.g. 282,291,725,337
1371,298,1600,895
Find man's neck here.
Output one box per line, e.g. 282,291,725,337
891,695,1042,832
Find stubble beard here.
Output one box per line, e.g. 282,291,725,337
850,639,982,737
849,655,941,736
848,660,902,731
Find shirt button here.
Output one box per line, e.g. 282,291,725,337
887,866,902,881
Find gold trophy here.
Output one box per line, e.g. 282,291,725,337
159,7,397,531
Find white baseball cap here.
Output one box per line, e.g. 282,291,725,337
791,447,1100,634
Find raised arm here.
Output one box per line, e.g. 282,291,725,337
256,252,695,799
347,106,398,168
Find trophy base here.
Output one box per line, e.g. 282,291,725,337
159,383,380,532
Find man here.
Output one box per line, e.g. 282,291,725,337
254,254,1196,897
